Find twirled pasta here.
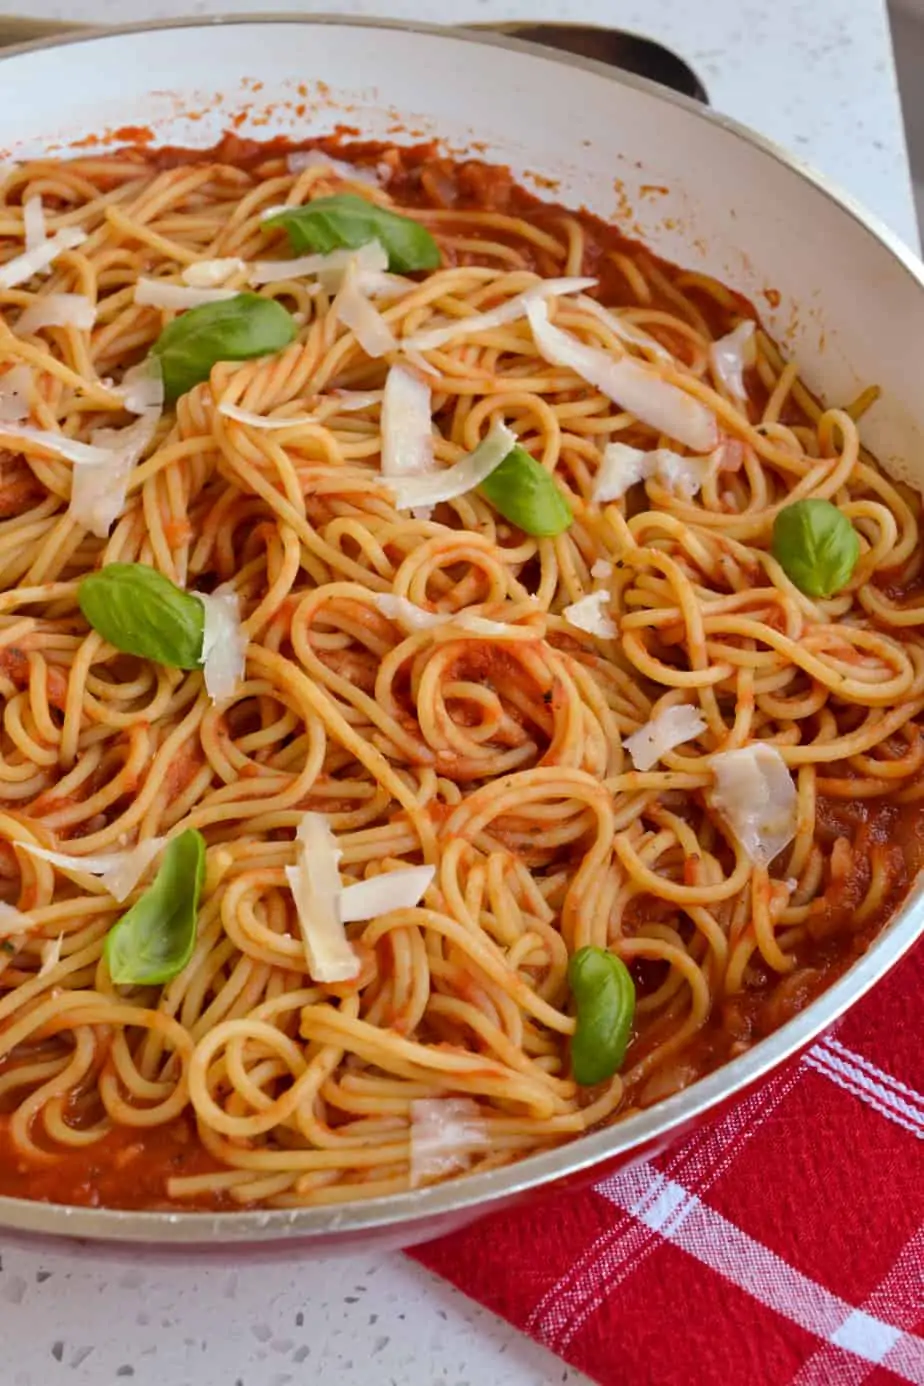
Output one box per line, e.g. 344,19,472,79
0,139,920,1211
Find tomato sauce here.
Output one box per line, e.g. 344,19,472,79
0,134,918,1211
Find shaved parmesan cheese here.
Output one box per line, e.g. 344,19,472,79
592,442,714,504
218,401,318,430
181,257,246,288
17,292,95,334
38,933,64,978
135,278,239,311
0,363,32,422
20,837,165,903
334,267,397,358
285,813,359,984
0,901,30,940
340,865,435,923
710,320,756,399
710,743,797,866
372,594,445,629
401,276,596,354
653,449,714,499
624,704,707,771
251,242,387,294
0,422,114,466
23,196,46,255
593,443,650,502
590,559,613,582
371,594,508,637
575,295,672,364
115,359,165,415
562,590,617,639
199,591,247,704
69,408,160,538
0,226,86,290
287,149,381,185
333,389,382,411
527,300,717,452
384,419,516,511
381,363,433,480
410,1098,490,1187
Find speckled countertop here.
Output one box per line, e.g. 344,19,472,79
0,4,917,1386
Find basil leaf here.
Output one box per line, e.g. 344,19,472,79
771,498,860,598
79,563,204,669
479,444,573,537
104,830,205,986
266,194,440,273
568,945,636,1086
150,292,297,401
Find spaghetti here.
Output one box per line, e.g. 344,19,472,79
0,138,920,1211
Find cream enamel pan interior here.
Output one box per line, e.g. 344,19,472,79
0,15,922,1247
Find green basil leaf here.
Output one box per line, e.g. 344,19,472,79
150,292,297,401
771,498,860,598
266,194,440,273
79,563,204,669
568,945,636,1085
104,830,205,986
479,444,573,537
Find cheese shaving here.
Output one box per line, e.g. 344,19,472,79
562,591,617,639
286,149,381,185
384,420,516,511
339,865,435,923
370,594,509,636
624,704,708,771
218,401,318,430
181,258,246,288
0,364,32,422
0,226,86,290
410,1099,490,1188
135,279,239,310
592,442,714,504
0,901,30,941
17,292,96,334
20,837,165,903
381,363,434,479
527,299,717,452
710,743,797,866
401,276,596,354
333,265,397,358
284,813,359,984
23,196,46,254
38,933,64,978
69,408,161,538
198,591,247,704
710,320,757,399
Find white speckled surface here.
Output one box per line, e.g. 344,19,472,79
0,4,916,1385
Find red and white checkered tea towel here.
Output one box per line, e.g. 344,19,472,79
411,943,924,1385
